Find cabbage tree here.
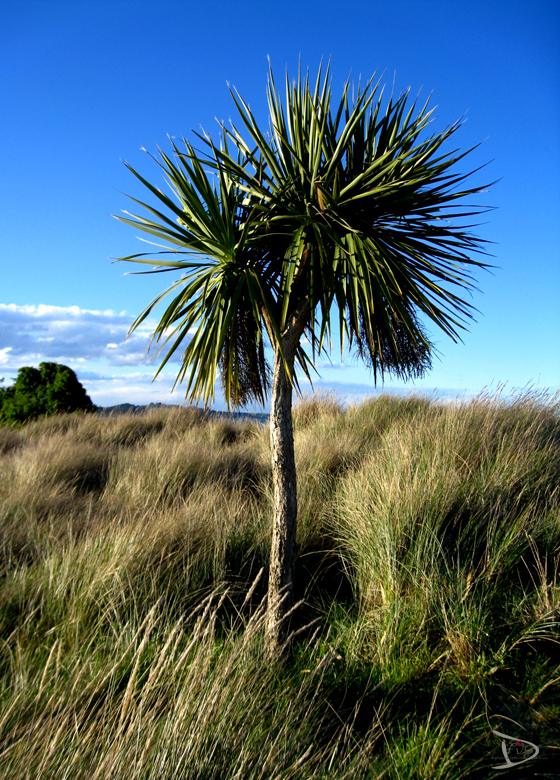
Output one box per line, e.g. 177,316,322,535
114,63,492,660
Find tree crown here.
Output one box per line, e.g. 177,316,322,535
0,362,96,425
115,62,493,408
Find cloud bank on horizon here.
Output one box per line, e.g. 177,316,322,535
0,303,477,410
0,302,192,408
0,303,172,367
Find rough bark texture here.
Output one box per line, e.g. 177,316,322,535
265,342,298,660
263,300,309,662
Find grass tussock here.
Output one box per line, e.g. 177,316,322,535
0,390,559,778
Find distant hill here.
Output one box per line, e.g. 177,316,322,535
95,402,269,424
95,402,173,417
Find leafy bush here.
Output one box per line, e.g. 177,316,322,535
0,362,96,425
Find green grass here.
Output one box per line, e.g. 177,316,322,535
0,391,559,778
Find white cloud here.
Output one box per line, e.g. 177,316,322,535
0,347,12,364
0,303,186,369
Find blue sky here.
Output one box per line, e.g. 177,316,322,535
1,0,558,410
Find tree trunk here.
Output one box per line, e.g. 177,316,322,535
265,342,298,661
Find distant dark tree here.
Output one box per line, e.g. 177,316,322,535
0,362,97,425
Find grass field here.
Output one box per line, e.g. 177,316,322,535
0,389,559,778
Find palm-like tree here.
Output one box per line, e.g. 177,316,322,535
114,63,492,660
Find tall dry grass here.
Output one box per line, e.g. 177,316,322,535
0,390,559,778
